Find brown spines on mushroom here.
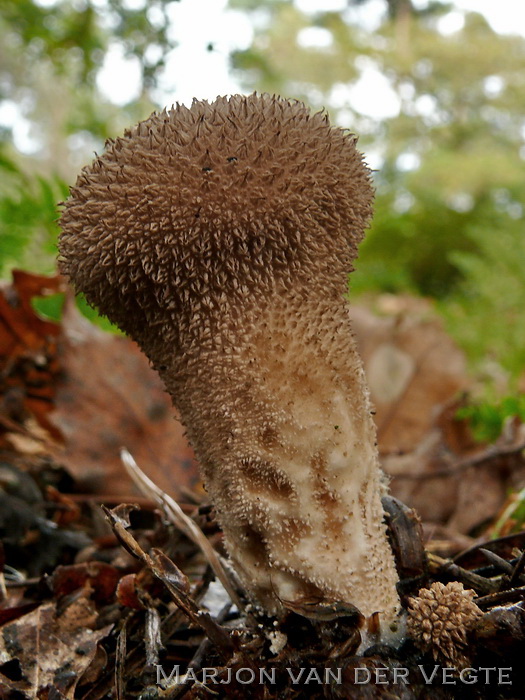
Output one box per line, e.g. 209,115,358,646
59,94,400,622
59,95,372,355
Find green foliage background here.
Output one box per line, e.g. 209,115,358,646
1,0,524,402
0,155,68,276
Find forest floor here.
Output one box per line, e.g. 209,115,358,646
0,271,524,699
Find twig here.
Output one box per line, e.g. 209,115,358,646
115,619,127,700
392,440,525,481
168,603,232,699
508,549,525,588
120,448,242,610
102,505,235,662
479,548,515,576
0,572,7,602
475,586,525,609
427,552,500,595
5,577,41,588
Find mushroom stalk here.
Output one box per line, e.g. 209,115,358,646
59,94,400,623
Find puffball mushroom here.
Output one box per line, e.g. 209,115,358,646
59,94,400,623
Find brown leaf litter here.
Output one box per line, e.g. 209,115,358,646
0,271,524,699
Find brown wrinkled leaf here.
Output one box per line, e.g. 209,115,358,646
0,598,112,698
49,296,199,497
384,428,463,525
350,295,468,455
350,297,525,539
0,270,62,356
1,270,199,498
385,408,525,537
50,562,121,604
116,573,144,610
446,466,506,534
0,270,64,445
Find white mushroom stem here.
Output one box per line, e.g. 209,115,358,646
163,288,400,620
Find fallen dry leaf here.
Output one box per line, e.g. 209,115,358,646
350,295,468,455
0,598,112,698
0,271,200,498
49,297,199,497
0,270,64,445
3,272,525,546
386,411,525,537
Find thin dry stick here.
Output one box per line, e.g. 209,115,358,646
427,553,500,595
33,606,41,698
0,572,7,601
102,504,235,661
115,619,127,700
120,448,242,609
479,548,515,576
475,586,525,609
508,549,525,587
168,603,232,700
392,440,525,481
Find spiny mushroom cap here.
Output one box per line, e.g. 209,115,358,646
407,581,483,667
59,93,373,350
